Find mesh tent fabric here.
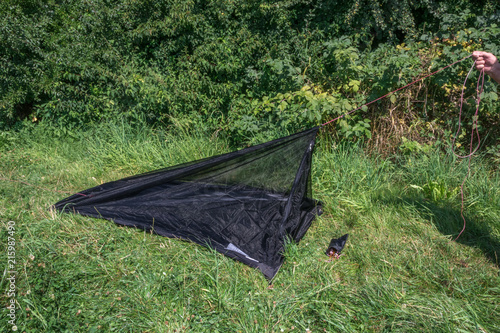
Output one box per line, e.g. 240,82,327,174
54,127,322,280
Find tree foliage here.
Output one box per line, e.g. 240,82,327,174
0,0,499,148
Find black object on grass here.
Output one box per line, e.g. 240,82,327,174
55,127,322,280
325,234,349,260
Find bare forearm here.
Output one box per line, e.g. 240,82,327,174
487,62,500,84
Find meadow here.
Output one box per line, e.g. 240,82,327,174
2,1,500,331
1,121,499,332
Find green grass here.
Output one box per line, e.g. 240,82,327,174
1,122,499,332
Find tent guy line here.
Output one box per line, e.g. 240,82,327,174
452,60,486,241
320,54,485,241
320,54,474,127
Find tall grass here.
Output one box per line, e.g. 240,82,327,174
1,121,499,332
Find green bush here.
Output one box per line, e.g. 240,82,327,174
0,0,498,149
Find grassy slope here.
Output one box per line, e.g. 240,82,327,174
0,123,499,332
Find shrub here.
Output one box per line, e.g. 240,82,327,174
0,0,498,152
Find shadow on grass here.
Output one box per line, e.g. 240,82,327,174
381,196,500,268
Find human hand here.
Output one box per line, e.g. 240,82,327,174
472,51,500,84
472,51,498,73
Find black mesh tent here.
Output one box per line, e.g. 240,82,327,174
55,127,322,280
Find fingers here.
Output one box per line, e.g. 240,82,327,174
472,51,497,63
475,59,485,69
474,55,485,70
472,51,485,60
